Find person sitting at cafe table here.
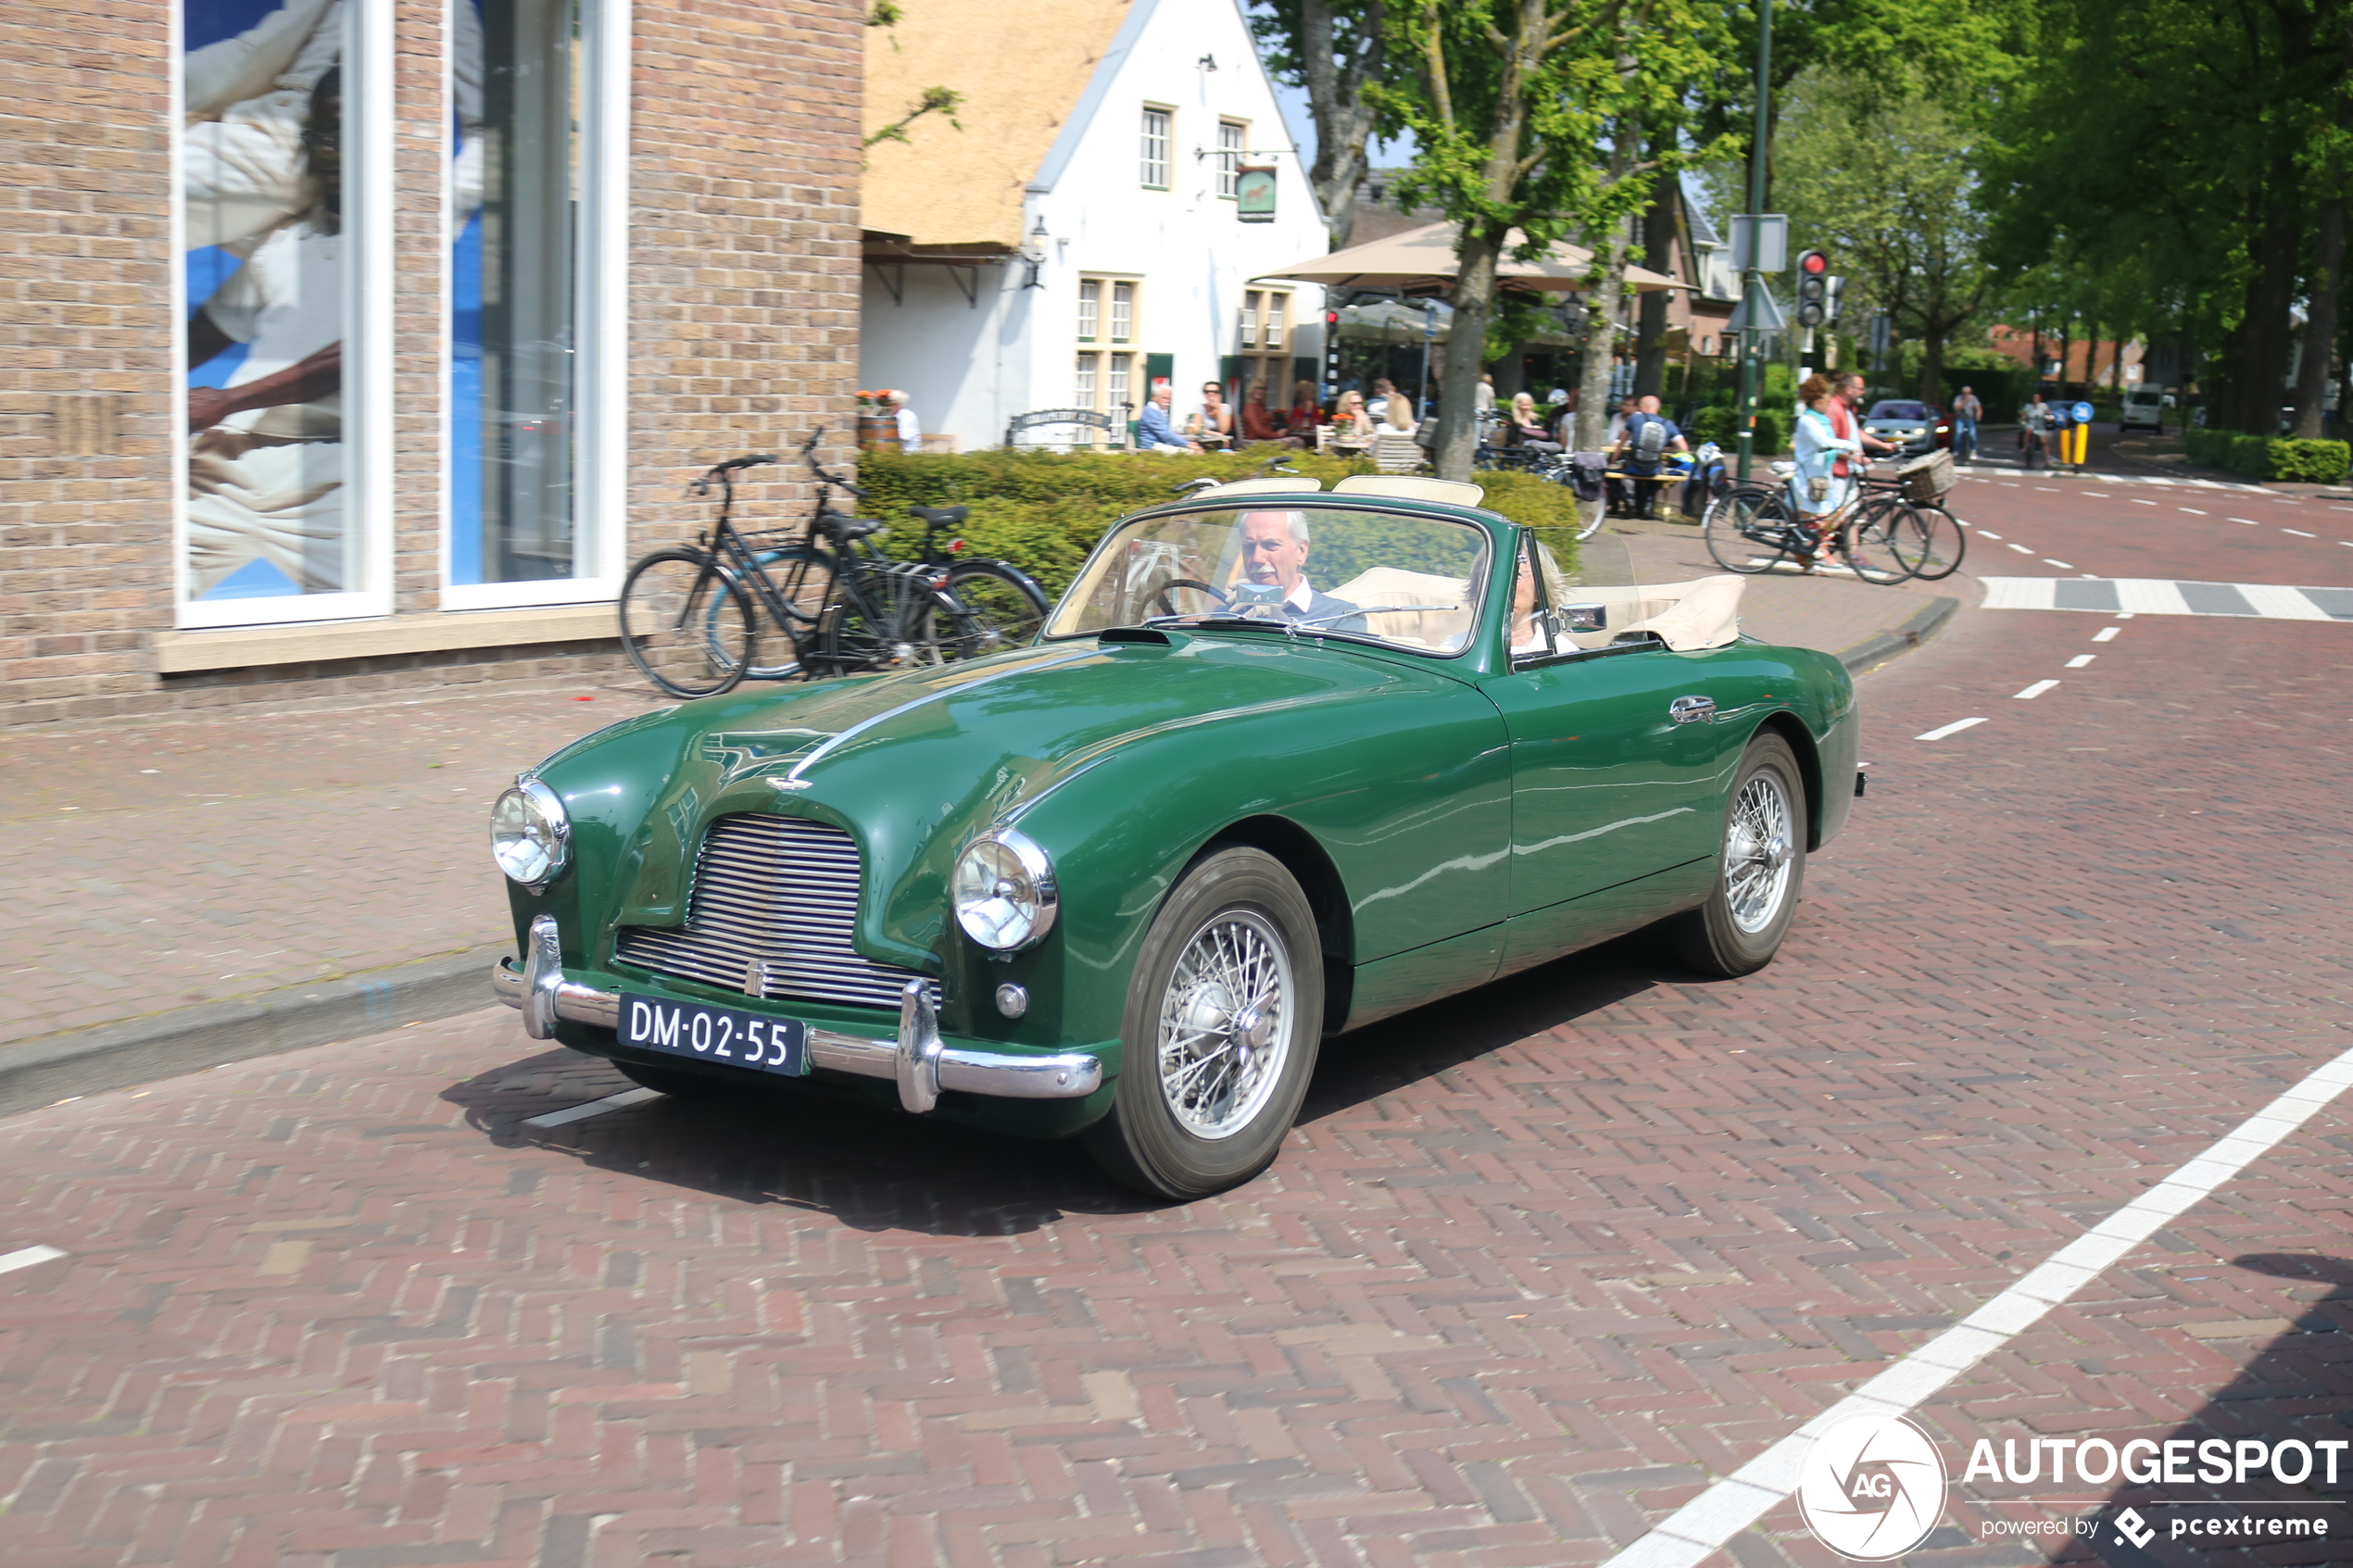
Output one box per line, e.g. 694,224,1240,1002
1283,379,1326,439
1504,391,1561,455
1188,382,1235,449
1137,385,1199,453
1239,382,1292,445
1327,389,1375,455
1614,394,1689,519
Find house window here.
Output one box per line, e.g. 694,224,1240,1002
1110,281,1134,343
1239,295,1257,349
1076,278,1100,342
1140,107,1171,189
1107,354,1132,416
1075,352,1097,408
1216,119,1246,199
178,0,385,623
1237,288,1292,402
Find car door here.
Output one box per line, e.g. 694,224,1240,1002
1478,534,1743,918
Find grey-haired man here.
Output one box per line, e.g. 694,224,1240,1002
1236,510,1364,631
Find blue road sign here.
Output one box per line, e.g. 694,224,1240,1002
2073,401,2095,424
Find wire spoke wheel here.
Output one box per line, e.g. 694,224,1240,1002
938,561,1050,660
619,548,755,698
1722,768,1796,935
1705,486,1793,575
1890,502,1965,581
1839,505,1910,583
1155,909,1294,1140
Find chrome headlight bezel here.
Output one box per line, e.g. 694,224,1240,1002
951,829,1058,951
489,776,572,892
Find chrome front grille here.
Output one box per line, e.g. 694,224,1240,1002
614,814,937,1012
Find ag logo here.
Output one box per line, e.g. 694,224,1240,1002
1795,1414,1947,1561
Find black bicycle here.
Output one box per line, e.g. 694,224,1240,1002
1701,474,1913,583
618,433,1051,699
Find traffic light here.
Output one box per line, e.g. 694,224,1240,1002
1823,274,1845,329
1794,250,1830,328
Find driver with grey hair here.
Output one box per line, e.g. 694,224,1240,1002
1235,509,1364,632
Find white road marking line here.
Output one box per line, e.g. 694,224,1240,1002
2034,486,2059,492
2118,579,2195,614
2013,679,2060,699
1978,530,2003,540
2129,497,2158,506
0,1246,66,1276
2065,654,2095,668
2283,528,2315,537
2231,518,2262,525
2044,558,2074,569
2237,583,2334,621
1913,717,1987,741
522,1087,663,1128
2082,491,2109,497
2179,507,2207,515
2092,626,2120,642
2007,543,2034,554
1599,1038,2353,1568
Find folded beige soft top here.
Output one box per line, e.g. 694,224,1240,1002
1564,574,1745,651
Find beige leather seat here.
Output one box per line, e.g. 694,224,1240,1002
1328,568,1473,650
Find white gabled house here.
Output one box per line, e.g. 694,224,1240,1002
859,0,1328,450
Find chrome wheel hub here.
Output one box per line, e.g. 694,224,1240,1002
1156,909,1293,1140
1724,771,1795,935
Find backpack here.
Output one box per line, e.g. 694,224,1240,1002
1632,413,1668,465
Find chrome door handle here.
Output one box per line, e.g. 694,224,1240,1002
1669,695,1716,724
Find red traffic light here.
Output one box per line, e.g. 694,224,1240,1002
1326,310,1340,325
1798,250,1829,276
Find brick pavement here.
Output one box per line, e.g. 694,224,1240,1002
0,605,2348,1564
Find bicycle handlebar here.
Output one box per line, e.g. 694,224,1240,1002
799,427,866,498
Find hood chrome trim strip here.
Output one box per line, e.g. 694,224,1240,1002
780,648,1102,789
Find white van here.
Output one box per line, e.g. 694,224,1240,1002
2120,386,2169,433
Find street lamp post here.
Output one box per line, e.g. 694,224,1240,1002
1734,0,1774,482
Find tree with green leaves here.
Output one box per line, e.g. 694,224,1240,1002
1377,0,1724,479
1251,1,1390,248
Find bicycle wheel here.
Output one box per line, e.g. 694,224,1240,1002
812,580,907,677
1953,429,1975,465
1704,486,1794,575
745,546,837,680
936,559,1051,659
1838,503,1910,585
619,548,755,698
1892,501,1967,581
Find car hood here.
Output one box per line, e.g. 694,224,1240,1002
538,633,1466,961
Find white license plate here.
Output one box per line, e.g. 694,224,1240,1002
620,992,808,1076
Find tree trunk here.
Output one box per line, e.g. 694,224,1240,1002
2237,156,2299,433
1299,0,1384,249
1433,224,1506,481
1630,172,1677,400
1574,217,1629,451
1920,331,1946,408
2294,194,2345,439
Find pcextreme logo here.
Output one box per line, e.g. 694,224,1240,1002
1795,1414,1949,1561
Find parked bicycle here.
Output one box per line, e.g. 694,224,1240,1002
618,432,1051,699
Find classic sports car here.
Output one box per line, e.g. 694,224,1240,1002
491,474,1859,1198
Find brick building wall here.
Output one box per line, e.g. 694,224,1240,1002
0,0,864,730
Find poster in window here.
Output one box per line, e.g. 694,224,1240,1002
181,0,353,601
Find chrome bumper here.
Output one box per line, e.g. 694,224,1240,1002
493,913,1101,1113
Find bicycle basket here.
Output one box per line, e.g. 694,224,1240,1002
1896,449,1955,503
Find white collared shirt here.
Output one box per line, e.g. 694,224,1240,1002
1286,579,1314,613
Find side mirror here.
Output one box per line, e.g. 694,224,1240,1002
1559,602,1608,633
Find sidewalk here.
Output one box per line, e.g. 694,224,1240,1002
0,558,1961,1105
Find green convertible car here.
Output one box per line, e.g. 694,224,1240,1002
491,474,1859,1197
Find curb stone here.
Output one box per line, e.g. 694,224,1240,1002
0,946,511,1118
1838,594,1958,675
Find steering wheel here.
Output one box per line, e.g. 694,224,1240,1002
1153,579,1230,616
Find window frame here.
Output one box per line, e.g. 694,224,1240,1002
1139,105,1172,190
1215,119,1246,200
436,0,633,613
170,0,396,630
1076,277,1100,343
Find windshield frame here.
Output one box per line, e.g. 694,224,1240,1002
1041,495,1502,661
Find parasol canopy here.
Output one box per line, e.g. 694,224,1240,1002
1256,219,1689,295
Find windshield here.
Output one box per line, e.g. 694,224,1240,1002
1869,401,1929,420
1047,507,1491,655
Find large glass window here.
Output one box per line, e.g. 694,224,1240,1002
451,0,583,586
1216,120,1245,199
181,0,368,612
1140,107,1170,189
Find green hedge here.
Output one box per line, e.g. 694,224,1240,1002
852,445,1584,596
1685,404,1790,455
2183,428,2351,484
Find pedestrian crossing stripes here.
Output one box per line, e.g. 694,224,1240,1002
1980,577,2353,620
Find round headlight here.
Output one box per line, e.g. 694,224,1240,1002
952,830,1057,950
489,777,571,890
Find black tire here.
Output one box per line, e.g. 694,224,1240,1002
746,546,837,681
1894,502,1966,581
937,559,1050,660
812,581,904,677
619,548,755,698
1704,486,1794,575
1084,847,1324,1199
1838,503,1910,584
1670,732,1808,977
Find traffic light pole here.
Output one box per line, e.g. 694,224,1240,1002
1735,0,1774,482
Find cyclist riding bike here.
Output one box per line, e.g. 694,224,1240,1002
2019,393,2057,469
1950,385,1982,462
1789,373,1897,571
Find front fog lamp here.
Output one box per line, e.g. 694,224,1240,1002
952,831,1057,950
489,777,571,890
